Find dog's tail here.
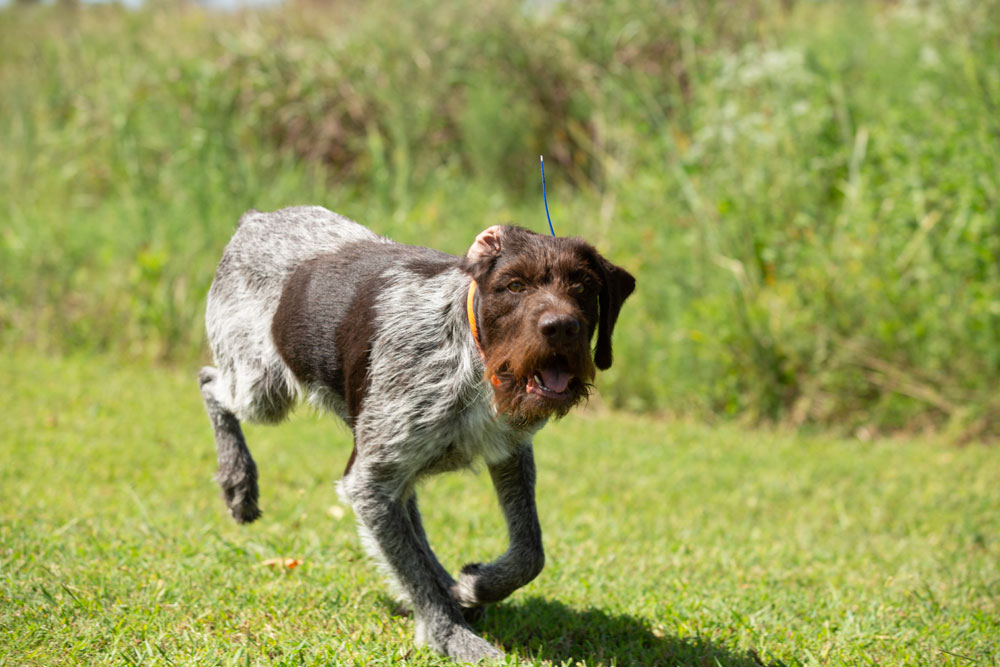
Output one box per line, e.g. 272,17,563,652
198,366,262,524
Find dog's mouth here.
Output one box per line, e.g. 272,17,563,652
524,358,575,401
486,351,593,423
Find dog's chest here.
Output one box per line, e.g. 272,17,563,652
416,393,531,476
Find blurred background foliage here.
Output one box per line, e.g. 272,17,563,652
1,0,997,439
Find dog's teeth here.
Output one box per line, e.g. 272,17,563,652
532,373,554,392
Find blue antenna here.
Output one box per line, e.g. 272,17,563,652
540,155,555,236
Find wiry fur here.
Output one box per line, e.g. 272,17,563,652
199,207,634,663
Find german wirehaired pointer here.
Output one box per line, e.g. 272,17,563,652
199,206,635,662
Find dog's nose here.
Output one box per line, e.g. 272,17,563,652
539,313,581,341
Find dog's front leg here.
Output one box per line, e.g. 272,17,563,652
343,464,504,663
453,443,545,609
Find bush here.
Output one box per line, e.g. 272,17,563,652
1,0,997,438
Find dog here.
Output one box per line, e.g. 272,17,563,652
198,206,635,662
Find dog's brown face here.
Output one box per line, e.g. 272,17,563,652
464,225,635,425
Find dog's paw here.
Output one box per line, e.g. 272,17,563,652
453,562,486,607
219,477,261,524
446,631,504,664
228,498,262,524
417,619,504,664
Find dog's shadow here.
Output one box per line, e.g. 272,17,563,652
480,597,780,666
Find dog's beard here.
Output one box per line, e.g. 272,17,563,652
483,337,595,426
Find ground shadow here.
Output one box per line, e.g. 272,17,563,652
479,597,785,666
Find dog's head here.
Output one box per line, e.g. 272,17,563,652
463,225,635,425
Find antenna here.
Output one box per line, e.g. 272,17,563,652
540,155,555,236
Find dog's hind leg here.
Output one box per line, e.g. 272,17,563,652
198,366,261,524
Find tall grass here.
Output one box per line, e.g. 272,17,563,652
1,0,998,438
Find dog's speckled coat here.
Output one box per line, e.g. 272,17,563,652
199,206,634,662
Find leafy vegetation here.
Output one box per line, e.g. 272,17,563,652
2,353,998,665
1,0,998,436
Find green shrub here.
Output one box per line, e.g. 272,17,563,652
1,0,997,438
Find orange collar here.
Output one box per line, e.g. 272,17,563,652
467,280,501,387
467,280,485,358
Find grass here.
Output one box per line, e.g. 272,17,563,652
1,353,997,666
1,4,996,662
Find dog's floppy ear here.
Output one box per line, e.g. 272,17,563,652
592,253,635,371
467,225,504,263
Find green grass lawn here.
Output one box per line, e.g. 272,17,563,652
1,353,997,666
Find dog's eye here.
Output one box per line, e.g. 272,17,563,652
507,281,526,293
569,283,585,296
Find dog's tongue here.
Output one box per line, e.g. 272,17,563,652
540,368,573,393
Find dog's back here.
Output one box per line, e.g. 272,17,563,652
205,206,384,423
